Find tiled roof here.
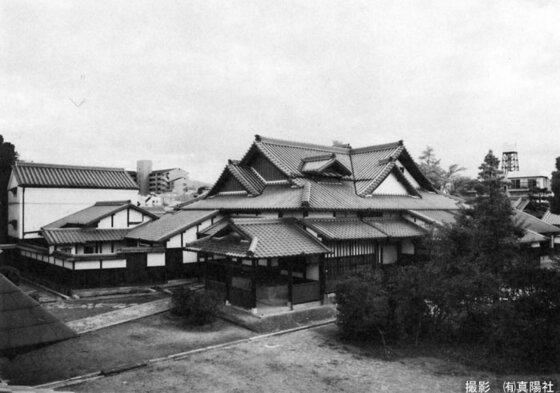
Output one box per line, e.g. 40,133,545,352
408,210,459,225
187,218,330,258
126,210,219,243
363,218,427,238
41,228,130,245
227,163,265,195
185,181,460,212
44,202,157,229
512,210,560,235
12,161,138,189
0,274,76,356
519,229,548,244
542,210,560,226
303,218,387,240
199,218,230,237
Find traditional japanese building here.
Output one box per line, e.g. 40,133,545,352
7,162,139,241
16,201,163,290
181,135,461,310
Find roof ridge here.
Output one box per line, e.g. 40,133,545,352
255,135,350,154
15,161,127,172
349,141,403,154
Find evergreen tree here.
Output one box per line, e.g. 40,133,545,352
550,157,560,214
0,136,18,242
470,150,520,276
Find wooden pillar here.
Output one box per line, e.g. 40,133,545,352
319,255,325,305
251,259,257,311
203,254,208,290
225,257,231,304
288,259,293,310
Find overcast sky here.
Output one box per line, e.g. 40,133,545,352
1,0,559,182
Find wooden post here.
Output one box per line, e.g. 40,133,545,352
251,259,257,311
319,255,325,305
203,254,208,290
225,257,231,305
288,259,293,310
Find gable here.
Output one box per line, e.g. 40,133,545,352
221,176,246,193
372,172,410,195
246,152,286,181
395,160,421,189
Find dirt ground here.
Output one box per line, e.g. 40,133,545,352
0,312,255,386
68,324,555,393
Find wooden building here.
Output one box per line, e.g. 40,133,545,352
181,135,462,310
7,162,139,241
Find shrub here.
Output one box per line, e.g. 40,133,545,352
335,271,389,342
0,265,21,285
171,288,221,326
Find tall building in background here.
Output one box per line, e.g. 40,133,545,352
130,160,190,196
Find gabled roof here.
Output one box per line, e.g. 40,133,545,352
542,210,560,226
12,161,138,189
208,161,265,197
512,210,560,235
0,274,76,357
126,210,219,243
519,229,548,244
187,180,460,212
363,218,427,238
41,228,131,245
186,218,330,258
299,153,352,178
207,135,437,200
43,201,158,229
303,218,387,240
408,210,459,225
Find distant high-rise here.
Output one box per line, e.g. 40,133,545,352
136,160,153,195
131,160,189,196
502,143,519,174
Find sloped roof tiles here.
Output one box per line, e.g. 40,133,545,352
126,210,219,243
0,274,76,356
303,218,387,240
542,210,560,226
187,218,330,258
43,202,157,229
41,228,131,245
12,162,138,189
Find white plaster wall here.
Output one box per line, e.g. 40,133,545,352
75,261,101,270
7,175,22,238
21,188,138,238
129,209,144,223
401,239,415,255
306,264,319,280
103,259,127,269
167,234,182,248
372,173,409,195
147,252,165,267
383,244,398,264
183,251,198,263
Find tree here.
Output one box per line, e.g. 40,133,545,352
418,146,466,193
550,157,560,214
0,136,18,243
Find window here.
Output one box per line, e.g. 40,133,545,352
510,179,521,189
528,179,538,189
83,245,96,254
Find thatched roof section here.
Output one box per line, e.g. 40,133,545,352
0,274,76,357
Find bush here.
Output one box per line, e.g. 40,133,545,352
0,265,21,285
335,272,389,342
171,288,221,326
